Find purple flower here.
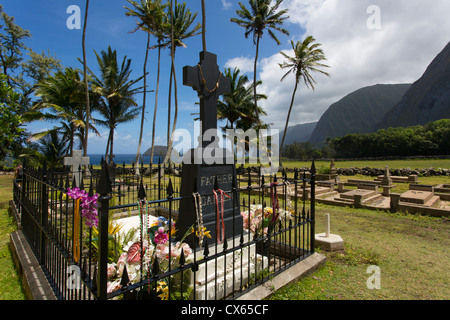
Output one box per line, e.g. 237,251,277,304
81,193,98,209
81,206,99,228
67,188,99,228
154,227,168,244
66,187,87,200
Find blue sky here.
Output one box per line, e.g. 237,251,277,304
3,0,450,154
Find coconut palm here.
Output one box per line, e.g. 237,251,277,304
278,36,330,157
230,0,289,122
90,46,143,164
124,0,167,169
162,1,201,164
37,129,68,169
217,67,266,131
32,67,98,155
217,67,267,159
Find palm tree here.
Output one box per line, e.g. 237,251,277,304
124,0,167,170
217,67,266,131
217,67,267,158
32,67,98,155
37,129,68,169
90,47,143,164
278,36,330,157
148,13,169,164
163,1,201,164
230,0,289,122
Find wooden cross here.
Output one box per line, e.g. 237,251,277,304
183,51,230,147
64,150,90,187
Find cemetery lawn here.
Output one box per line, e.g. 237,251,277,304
0,174,26,300
270,203,450,300
0,159,449,300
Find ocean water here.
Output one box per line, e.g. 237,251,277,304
88,154,163,166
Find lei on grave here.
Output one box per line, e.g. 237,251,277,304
212,189,231,245
66,187,99,262
66,187,99,228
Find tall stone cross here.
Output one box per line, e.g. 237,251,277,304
64,150,90,187
183,51,230,148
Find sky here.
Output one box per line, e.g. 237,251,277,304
3,0,450,155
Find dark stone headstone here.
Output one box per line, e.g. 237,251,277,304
177,160,242,248
177,51,242,248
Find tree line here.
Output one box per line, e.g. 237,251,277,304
328,119,450,158
281,119,450,160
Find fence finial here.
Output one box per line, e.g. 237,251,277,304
167,178,174,197
311,160,316,175
138,178,146,200
96,162,112,195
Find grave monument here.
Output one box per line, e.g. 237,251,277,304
64,150,90,187
177,51,242,248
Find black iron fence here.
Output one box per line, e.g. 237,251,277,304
12,159,316,300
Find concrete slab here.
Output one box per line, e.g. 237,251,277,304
315,233,344,251
400,190,434,204
339,189,376,200
236,252,326,300
9,230,57,300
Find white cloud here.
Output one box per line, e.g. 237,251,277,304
254,0,450,131
221,0,233,10
224,56,254,74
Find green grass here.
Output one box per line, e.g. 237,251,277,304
0,174,26,300
270,204,450,300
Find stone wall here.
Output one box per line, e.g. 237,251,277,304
336,167,450,177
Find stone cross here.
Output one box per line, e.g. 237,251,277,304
64,150,90,187
183,51,230,147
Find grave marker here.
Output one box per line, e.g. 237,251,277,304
64,150,89,187
178,51,242,248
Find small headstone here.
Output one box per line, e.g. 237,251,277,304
315,213,344,251
64,150,90,187
381,166,393,187
330,159,337,175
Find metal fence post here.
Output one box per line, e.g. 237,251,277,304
40,162,48,264
310,161,316,254
96,160,112,300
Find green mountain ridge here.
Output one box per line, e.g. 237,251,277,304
308,83,411,145
378,42,450,129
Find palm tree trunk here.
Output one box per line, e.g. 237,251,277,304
167,66,173,147
253,36,260,122
105,130,111,164
135,32,151,173
280,80,299,160
109,128,114,165
82,0,90,158
164,0,175,167
150,40,162,164
164,51,178,166
201,0,206,52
